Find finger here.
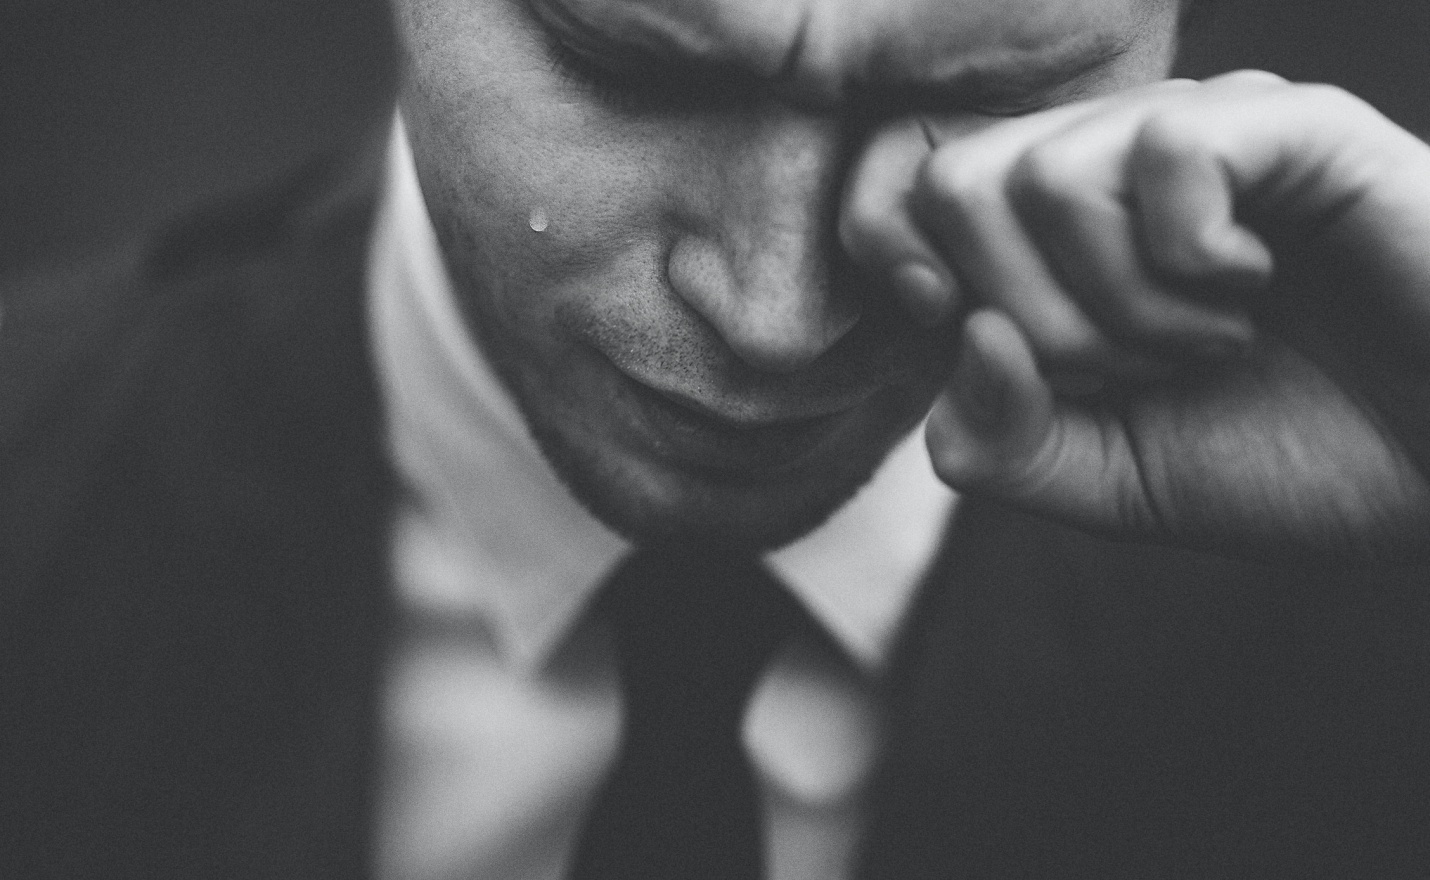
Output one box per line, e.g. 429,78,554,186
840,116,960,325
1132,126,1276,287
926,309,1167,541
1130,75,1281,287
1009,131,1259,358
915,83,1202,377
925,308,1054,487
998,77,1286,356
916,126,1126,374
1181,79,1430,349
1135,75,1405,236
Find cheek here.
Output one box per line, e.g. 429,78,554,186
404,109,698,369
409,101,663,280
396,1,685,326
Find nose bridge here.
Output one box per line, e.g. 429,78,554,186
730,114,833,292
668,110,860,373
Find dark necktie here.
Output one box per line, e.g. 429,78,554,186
569,545,801,880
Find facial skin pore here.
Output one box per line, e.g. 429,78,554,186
391,0,1182,549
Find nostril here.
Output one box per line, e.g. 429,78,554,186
721,297,861,373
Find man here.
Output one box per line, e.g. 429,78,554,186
3,0,1430,877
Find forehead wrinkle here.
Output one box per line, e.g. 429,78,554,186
530,0,1171,104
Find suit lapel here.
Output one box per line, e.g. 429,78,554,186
860,494,1430,879
858,495,1261,878
1,149,395,879
11,139,1430,878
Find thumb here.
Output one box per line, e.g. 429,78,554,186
928,309,1170,542
926,309,1055,493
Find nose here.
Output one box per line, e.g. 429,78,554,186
666,110,861,374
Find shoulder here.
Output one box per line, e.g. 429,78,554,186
0,139,388,578
0,137,383,412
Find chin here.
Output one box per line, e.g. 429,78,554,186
524,404,898,552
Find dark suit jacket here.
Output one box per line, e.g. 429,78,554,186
4,147,1430,879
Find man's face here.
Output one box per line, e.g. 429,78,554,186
392,0,1181,548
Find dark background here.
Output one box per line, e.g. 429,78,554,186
2,0,1426,278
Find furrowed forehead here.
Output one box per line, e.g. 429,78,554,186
527,0,1174,103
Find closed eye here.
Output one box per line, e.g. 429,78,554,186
533,1,1125,123
540,26,759,115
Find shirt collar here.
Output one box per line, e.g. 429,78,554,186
368,114,956,674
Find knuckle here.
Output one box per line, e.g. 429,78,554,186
1134,111,1207,165
1215,68,1290,88
1008,143,1110,245
1299,82,1373,117
1009,142,1087,215
1281,83,1387,137
1157,229,1218,277
837,195,885,261
842,173,891,224
919,146,997,212
837,193,916,270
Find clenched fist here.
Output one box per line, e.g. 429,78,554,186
841,71,1430,561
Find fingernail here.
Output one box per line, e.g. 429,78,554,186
893,262,955,326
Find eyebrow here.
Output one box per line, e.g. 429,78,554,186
529,0,1131,114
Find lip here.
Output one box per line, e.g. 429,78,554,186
614,370,862,476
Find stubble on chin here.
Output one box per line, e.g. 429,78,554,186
519,403,888,551
428,197,938,552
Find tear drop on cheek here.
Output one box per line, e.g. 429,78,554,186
528,208,549,233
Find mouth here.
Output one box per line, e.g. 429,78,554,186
613,369,862,477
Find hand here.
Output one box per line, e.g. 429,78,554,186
841,71,1430,561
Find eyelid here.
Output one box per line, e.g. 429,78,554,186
541,27,652,108
879,73,1078,120
545,23,639,77
541,24,762,114
528,0,660,110
533,1,1091,121
844,88,1054,125
887,41,1126,119
959,95,1060,118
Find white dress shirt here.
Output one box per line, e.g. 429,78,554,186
368,115,957,880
